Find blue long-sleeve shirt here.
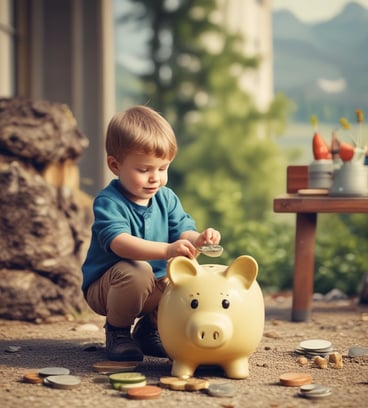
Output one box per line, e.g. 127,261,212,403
81,179,196,292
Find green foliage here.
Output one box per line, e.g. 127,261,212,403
314,214,368,295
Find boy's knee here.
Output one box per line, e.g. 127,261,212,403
110,260,155,290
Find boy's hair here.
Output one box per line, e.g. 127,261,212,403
105,105,177,161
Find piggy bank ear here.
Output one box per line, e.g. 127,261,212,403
225,255,258,290
167,256,199,286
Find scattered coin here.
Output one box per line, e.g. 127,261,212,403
299,384,317,392
159,376,208,391
39,367,70,377
109,372,146,384
127,385,162,400
299,339,332,351
93,361,137,373
119,380,147,392
348,346,368,357
109,372,146,390
184,377,209,391
23,372,43,385
45,375,81,390
279,372,312,387
208,382,236,398
159,376,181,388
168,379,188,391
298,383,332,399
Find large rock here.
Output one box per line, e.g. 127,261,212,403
0,98,92,322
0,98,88,165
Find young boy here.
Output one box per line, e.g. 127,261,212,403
82,105,221,361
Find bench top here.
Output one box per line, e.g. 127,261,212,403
274,165,368,213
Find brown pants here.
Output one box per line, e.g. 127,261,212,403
85,260,168,328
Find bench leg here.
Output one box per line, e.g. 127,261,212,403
291,212,317,322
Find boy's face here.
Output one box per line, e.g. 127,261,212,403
108,152,171,205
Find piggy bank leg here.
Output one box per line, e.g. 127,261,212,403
171,360,197,379
223,357,250,379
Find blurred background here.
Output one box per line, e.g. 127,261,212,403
1,0,367,297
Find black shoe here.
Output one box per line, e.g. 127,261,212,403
132,315,168,358
105,322,144,361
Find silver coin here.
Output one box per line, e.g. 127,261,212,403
299,339,332,351
208,382,236,397
198,244,223,257
46,375,81,389
39,367,70,377
299,390,332,399
299,383,332,398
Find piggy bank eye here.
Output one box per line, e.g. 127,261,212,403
222,299,230,309
191,299,199,309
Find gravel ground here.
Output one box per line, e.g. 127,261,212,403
1,294,367,408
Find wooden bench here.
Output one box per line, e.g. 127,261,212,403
273,165,368,321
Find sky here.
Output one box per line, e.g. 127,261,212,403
272,0,368,22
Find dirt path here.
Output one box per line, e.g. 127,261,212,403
1,295,367,408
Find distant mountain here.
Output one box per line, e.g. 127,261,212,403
273,2,368,123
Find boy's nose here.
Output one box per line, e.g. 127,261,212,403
149,172,160,182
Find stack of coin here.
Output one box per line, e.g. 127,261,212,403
298,383,332,399
43,375,81,390
295,339,333,358
32,367,81,390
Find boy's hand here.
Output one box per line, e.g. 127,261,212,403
195,228,221,248
167,240,198,259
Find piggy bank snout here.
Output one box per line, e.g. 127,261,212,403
186,314,233,349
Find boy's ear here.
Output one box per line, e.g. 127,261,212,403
107,155,120,176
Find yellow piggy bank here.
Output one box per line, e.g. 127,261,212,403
157,255,264,379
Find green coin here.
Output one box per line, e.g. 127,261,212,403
109,372,146,384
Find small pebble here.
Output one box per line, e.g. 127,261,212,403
263,330,281,339
312,356,328,369
296,356,308,366
329,352,343,368
5,346,21,353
